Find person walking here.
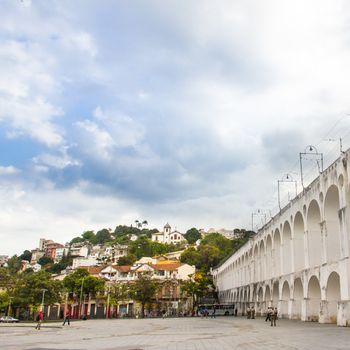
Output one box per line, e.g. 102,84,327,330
62,310,70,326
35,310,43,330
270,307,278,327
247,306,251,319
251,306,255,319
211,305,216,319
234,308,238,317
265,307,272,322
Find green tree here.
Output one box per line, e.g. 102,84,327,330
197,244,221,271
114,225,140,237
70,236,84,245
185,228,201,244
93,229,112,244
180,247,200,267
63,269,105,297
181,272,212,311
201,233,233,258
0,267,16,293
129,273,159,318
82,230,95,241
117,254,137,266
38,256,54,267
13,270,63,309
109,282,130,309
0,291,9,314
7,255,22,274
20,250,32,262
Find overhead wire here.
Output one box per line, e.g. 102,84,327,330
252,112,350,231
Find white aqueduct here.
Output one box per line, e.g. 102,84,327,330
212,149,350,326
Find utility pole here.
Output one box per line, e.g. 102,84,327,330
299,145,323,190
277,174,297,212
251,209,267,232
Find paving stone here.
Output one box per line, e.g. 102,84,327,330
1,317,350,350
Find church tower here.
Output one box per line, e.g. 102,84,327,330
164,223,171,243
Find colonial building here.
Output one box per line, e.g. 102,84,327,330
151,223,186,244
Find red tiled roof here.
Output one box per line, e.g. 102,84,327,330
151,262,182,271
114,265,131,273
80,266,104,274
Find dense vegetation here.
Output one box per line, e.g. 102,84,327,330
5,226,254,276
180,230,254,273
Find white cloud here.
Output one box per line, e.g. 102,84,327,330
33,148,81,170
75,119,115,160
2,0,350,254
0,180,139,255
0,165,20,175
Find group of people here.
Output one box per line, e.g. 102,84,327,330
34,310,71,329
246,306,256,319
265,307,278,326
245,306,278,326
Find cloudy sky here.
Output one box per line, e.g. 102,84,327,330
1,0,350,255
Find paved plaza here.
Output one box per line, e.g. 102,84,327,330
1,317,350,350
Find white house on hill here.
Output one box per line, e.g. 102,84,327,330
151,223,186,244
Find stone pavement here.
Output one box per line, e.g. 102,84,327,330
1,316,350,350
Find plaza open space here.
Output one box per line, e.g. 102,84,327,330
1,317,350,350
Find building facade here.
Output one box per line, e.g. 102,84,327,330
212,150,350,326
151,223,186,244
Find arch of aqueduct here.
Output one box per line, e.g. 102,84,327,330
212,150,350,326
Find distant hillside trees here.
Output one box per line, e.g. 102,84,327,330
180,230,254,273
185,228,201,244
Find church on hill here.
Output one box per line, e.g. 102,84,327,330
151,223,187,245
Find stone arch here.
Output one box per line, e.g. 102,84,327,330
252,285,257,303
292,278,303,319
253,244,259,282
282,221,292,274
265,285,271,307
324,185,341,263
259,240,265,280
244,252,249,285
273,229,282,276
258,286,264,302
281,280,290,318
257,286,264,315
272,281,279,309
325,271,341,324
243,289,248,302
307,200,323,267
307,275,321,321
293,212,305,272
266,235,273,279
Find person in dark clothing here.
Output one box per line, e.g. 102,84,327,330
251,306,255,319
211,305,216,318
35,311,43,330
270,308,278,327
234,308,238,317
265,307,272,322
63,311,70,326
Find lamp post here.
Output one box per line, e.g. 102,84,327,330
7,297,13,317
41,289,48,312
106,284,111,319
83,294,87,317
79,277,85,319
